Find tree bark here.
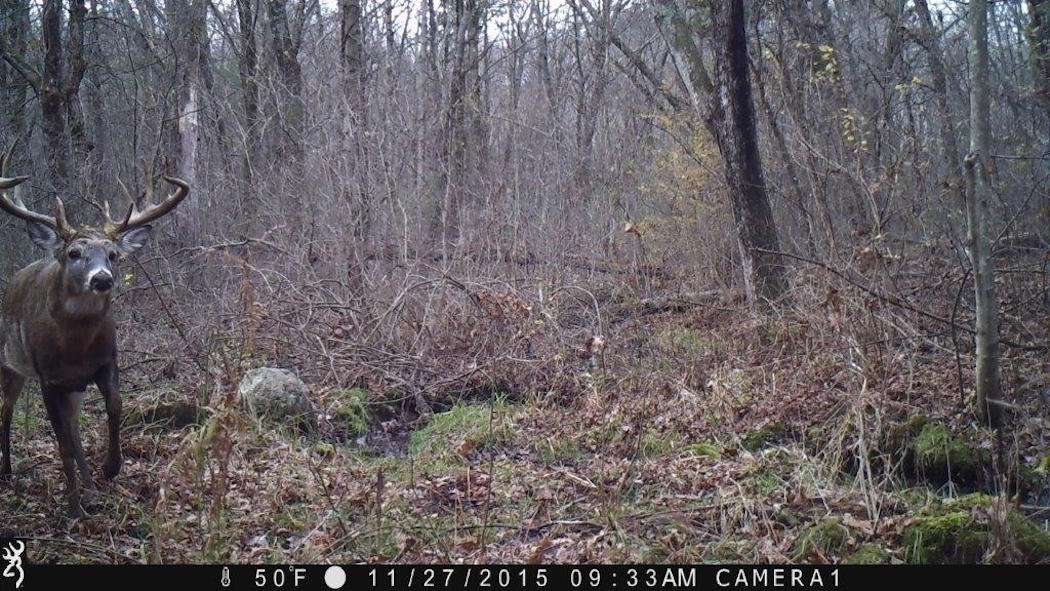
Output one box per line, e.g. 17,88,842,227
41,0,71,201
175,0,208,189
236,0,260,233
267,0,307,172
1027,0,1050,121
83,0,108,200
570,0,611,202
0,0,31,167
914,0,963,184
531,0,562,147
967,0,1003,429
434,0,484,249
340,0,372,273
340,0,366,113
708,0,787,306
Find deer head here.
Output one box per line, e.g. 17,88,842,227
0,153,189,297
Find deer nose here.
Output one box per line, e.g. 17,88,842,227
90,273,114,292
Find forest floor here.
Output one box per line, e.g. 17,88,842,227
2,270,1050,564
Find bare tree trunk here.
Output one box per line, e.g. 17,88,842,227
1027,0,1050,121
39,0,86,205
570,0,611,202
41,0,70,201
83,0,107,199
0,0,30,159
384,1,396,56
532,0,560,134
176,0,208,190
470,3,488,183
340,0,366,112
654,0,712,115
0,0,32,270
267,0,307,173
967,0,1003,429
915,0,963,184
747,17,814,257
435,0,484,250
66,0,89,180
161,0,188,178
422,0,443,242
709,0,787,306
340,0,372,280
236,0,260,233
444,0,471,248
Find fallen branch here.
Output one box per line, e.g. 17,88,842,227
607,291,724,325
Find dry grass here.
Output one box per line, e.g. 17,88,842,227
2,253,1049,564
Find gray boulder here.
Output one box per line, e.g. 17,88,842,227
238,368,318,432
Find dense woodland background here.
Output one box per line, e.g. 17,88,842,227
2,0,1050,564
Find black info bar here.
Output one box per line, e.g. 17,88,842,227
4,564,1047,591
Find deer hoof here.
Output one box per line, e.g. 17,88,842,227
102,455,121,479
68,500,88,519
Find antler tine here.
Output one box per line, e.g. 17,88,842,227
113,177,136,223
1,135,17,177
121,201,134,227
52,197,74,237
0,145,58,231
0,149,30,191
0,171,28,191
0,192,60,230
109,176,190,236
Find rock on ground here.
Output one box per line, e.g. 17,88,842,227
238,367,318,432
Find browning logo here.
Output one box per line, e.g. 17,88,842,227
0,539,25,590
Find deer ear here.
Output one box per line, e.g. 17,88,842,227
117,225,152,254
26,221,61,251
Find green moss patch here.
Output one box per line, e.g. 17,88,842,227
742,421,787,452
409,403,514,460
844,543,890,564
682,441,722,460
903,493,1050,564
639,430,683,458
913,422,987,487
748,468,782,497
793,517,849,560
332,388,369,438
1035,456,1050,476
657,327,713,356
537,436,586,465
882,415,928,470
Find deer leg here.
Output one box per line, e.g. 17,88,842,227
95,364,121,479
42,389,85,517
66,391,93,486
1,368,26,477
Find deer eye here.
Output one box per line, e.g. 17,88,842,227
67,249,82,260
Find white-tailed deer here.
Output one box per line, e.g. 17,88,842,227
0,154,190,516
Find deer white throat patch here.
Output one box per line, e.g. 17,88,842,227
63,292,109,317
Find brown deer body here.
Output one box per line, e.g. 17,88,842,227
0,157,189,516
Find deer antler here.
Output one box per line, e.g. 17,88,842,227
0,150,74,238
0,149,29,192
104,176,190,238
